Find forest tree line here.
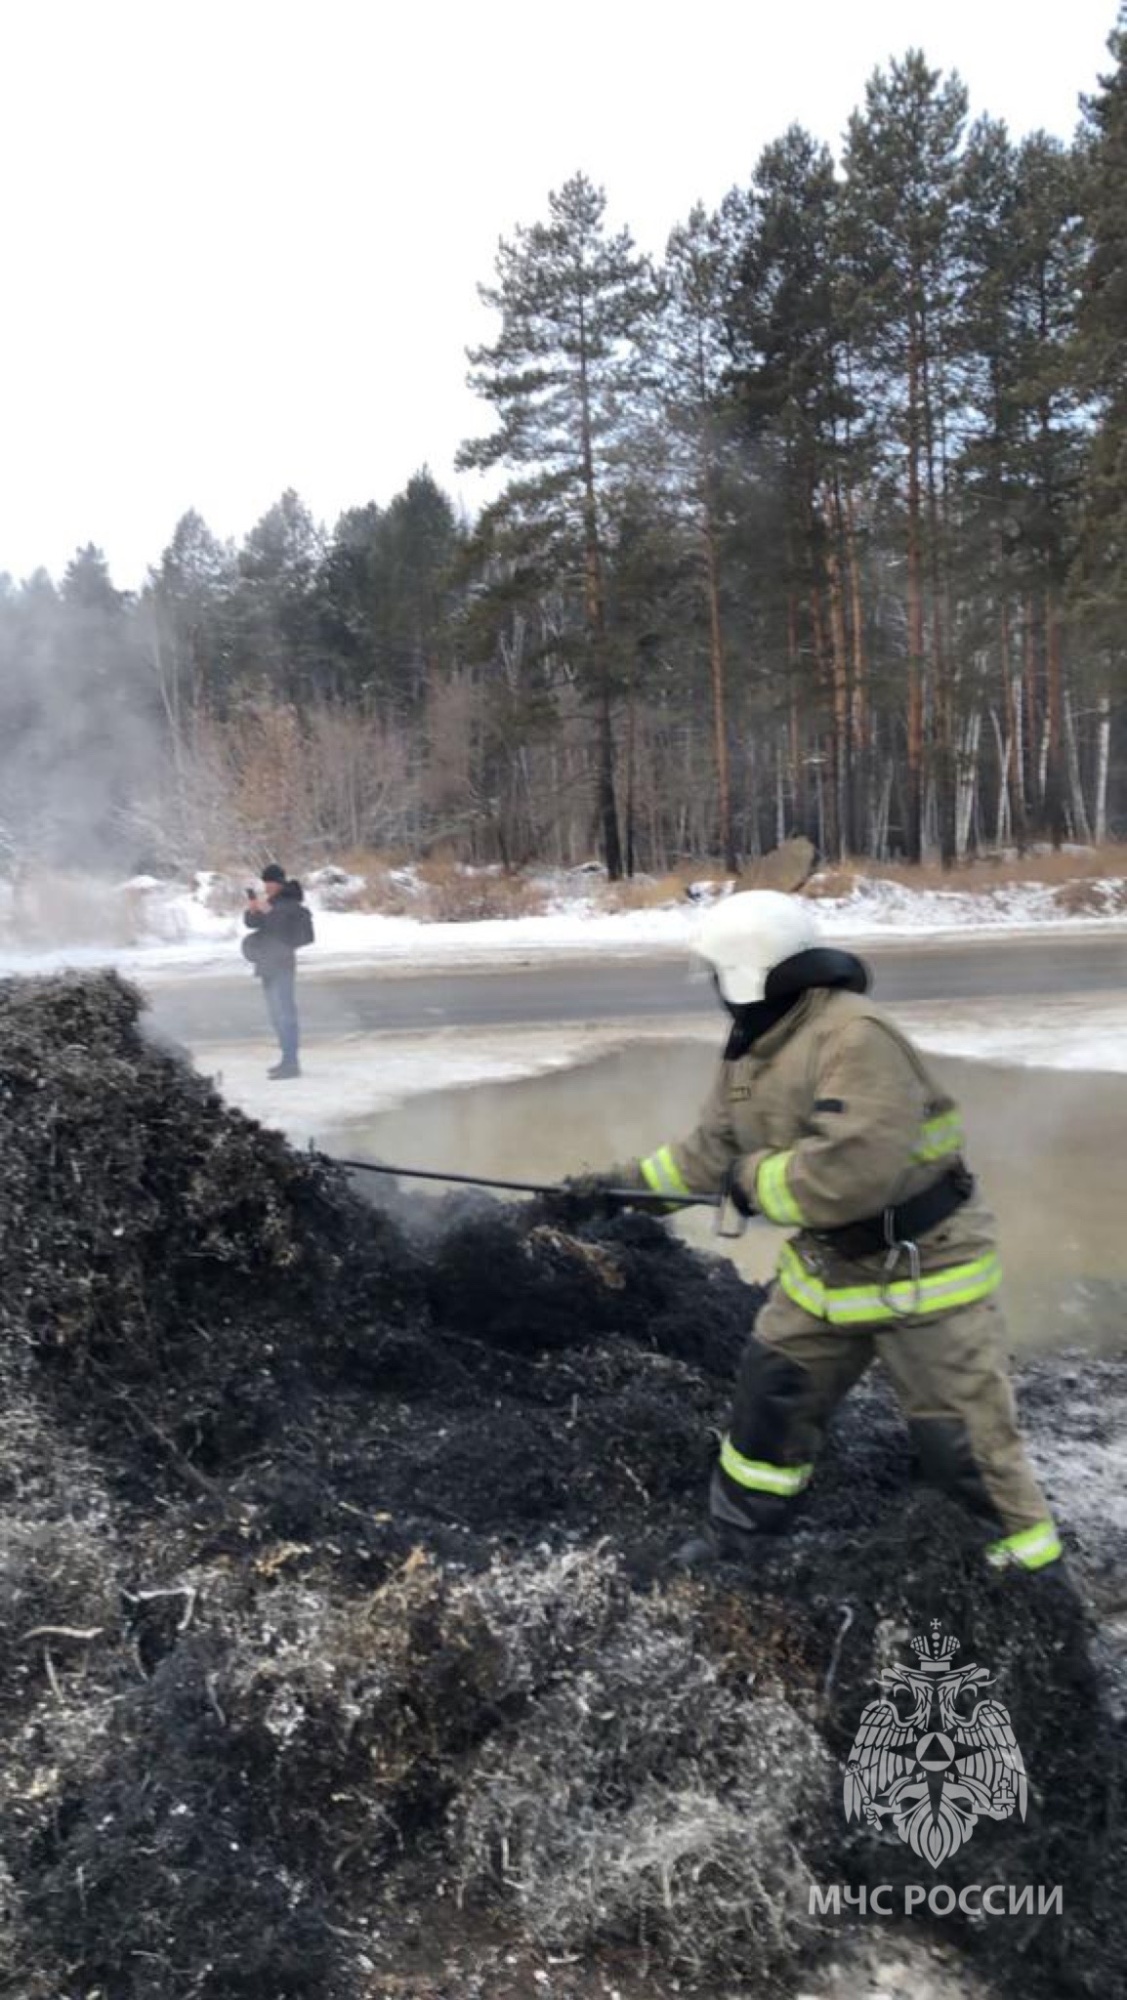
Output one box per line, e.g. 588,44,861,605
2,23,1126,879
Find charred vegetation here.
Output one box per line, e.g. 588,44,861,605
0,972,1123,1999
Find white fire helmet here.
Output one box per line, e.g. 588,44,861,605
694,890,821,1004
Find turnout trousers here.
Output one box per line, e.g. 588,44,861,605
714,1286,1061,1571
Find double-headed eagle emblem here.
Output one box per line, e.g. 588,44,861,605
844,1621,1027,1868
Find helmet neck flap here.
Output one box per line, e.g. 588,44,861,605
721,948,870,1060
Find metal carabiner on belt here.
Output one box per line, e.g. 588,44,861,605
880,1206,923,1316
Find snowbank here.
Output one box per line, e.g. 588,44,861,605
901,995,1127,1074
2,863,1126,981
810,870,1127,934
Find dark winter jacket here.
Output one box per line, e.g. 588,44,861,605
242,880,314,978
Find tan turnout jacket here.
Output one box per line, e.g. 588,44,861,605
627,988,1001,1325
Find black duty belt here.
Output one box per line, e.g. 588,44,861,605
816,1164,975,1261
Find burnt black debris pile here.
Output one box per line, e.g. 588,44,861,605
0,971,1124,2000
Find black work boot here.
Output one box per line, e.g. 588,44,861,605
671,1520,765,1573
670,1473,775,1572
673,1460,800,1573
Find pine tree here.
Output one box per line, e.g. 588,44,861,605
315,473,463,714
954,116,1031,846
148,511,238,724
658,199,748,867
1075,10,1127,637
1006,135,1086,843
233,489,324,703
955,125,1087,847
842,53,968,860
727,127,866,857
309,503,386,705
458,174,658,877
379,471,463,712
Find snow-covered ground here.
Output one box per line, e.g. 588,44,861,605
2,866,1126,981
896,994,1127,1074
189,1024,608,1150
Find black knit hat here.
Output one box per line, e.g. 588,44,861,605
261,864,286,884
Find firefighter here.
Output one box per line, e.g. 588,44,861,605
591,890,1061,1574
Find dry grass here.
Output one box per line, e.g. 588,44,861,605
299,847,415,914
801,866,862,901
295,849,549,921
414,858,549,923
345,868,418,916
823,842,1126,891
207,837,1127,925
313,846,400,879
193,851,554,922
450,1559,834,1979
325,836,1127,924
1050,877,1127,915
802,842,1127,900
603,866,728,912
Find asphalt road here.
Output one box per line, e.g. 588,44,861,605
146,934,1127,1045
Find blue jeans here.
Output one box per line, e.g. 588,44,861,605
261,965,299,1066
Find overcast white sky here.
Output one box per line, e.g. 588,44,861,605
0,0,1118,590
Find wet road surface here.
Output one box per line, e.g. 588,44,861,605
148,933,1126,1044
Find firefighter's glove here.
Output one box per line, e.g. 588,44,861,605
539,1173,626,1228
724,1160,759,1219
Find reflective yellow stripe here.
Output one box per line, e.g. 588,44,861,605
640,1144,692,1200
720,1438,813,1496
755,1150,806,1227
914,1110,965,1163
776,1246,827,1316
777,1241,1002,1325
985,1521,1062,1570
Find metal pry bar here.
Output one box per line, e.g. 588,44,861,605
325,1156,722,1209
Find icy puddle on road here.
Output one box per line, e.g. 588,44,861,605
331,1038,1127,1355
